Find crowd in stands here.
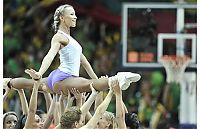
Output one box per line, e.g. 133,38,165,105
3,0,196,129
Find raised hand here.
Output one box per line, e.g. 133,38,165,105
70,88,82,100
59,91,68,101
90,82,98,95
99,75,108,79
42,84,50,92
82,92,90,103
4,85,11,94
66,90,74,108
25,68,41,80
3,86,12,101
110,79,121,95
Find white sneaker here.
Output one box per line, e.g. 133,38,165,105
116,72,141,90
3,78,12,89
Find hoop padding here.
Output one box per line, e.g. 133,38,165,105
160,55,191,83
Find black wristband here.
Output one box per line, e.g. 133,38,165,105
33,74,41,81
34,78,40,81
7,81,12,89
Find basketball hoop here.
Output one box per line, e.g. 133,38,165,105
159,55,191,83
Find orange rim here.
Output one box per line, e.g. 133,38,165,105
160,55,191,60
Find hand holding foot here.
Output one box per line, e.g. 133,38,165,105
25,69,41,80
110,79,121,95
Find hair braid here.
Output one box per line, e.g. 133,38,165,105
53,10,60,33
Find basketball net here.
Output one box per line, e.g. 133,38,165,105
159,55,191,83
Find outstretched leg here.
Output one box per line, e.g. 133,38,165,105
7,77,48,91
4,71,141,95
53,72,141,94
53,77,109,94
4,77,102,94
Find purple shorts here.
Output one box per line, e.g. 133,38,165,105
47,69,76,90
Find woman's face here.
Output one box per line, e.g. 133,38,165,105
96,116,111,129
40,113,47,124
4,115,18,129
61,7,77,27
32,114,43,129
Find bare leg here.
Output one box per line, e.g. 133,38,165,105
53,72,141,94
9,77,48,91
6,76,107,94
8,70,141,95
53,77,109,94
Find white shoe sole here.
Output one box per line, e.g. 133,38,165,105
117,72,141,90
3,78,12,89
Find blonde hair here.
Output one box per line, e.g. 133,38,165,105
53,4,73,33
102,111,117,129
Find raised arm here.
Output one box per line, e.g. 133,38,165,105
81,88,113,129
71,88,83,108
37,35,61,77
17,89,29,115
65,90,75,111
112,80,126,129
94,76,108,110
59,91,66,114
43,94,56,129
94,91,103,110
54,91,75,129
24,70,41,129
82,92,92,123
54,99,61,126
43,92,52,111
162,83,170,108
80,83,98,116
3,86,11,101
80,54,98,79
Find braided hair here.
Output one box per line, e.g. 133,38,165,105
52,4,72,33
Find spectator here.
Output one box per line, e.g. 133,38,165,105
3,112,18,129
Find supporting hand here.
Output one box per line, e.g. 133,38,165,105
90,82,98,95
